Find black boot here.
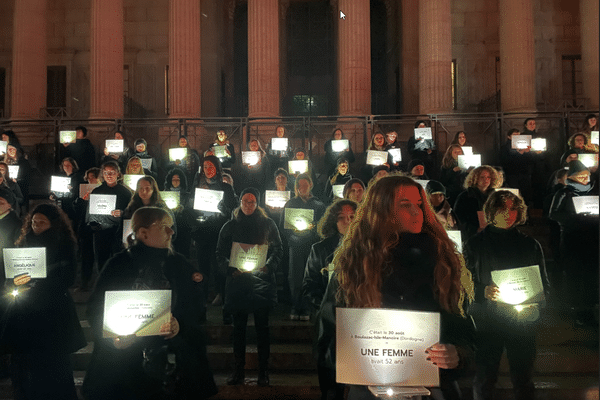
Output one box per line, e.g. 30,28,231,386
257,368,269,387
226,368,245,385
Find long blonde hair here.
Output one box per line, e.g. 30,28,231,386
334,174,473,316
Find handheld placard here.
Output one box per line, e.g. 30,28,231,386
122,219,133,244
159,191,180,210
265,190,290,208
102,290,172,338
457,154,481,169
414,127,433,140
336,308,440,387
332,185,345,199
213,145,228,158
388,148,401,163
193,188,224,213
105,140,124,154
242,151,260,166
511,135,531,150
283,208,314,231
447,230,462,253
8,165,19,179
123,174,144,191
271,137,288,152
288,160,308,175
331,139,349,152
491,265,545,306
461,146,473,156
140,158,152,170
3,247,47,279
60,130,76,144
578,153,599,168
0,141,6,155
366,150,388,166
591,131,599,146
89,194,117,215
531,138,547,152
572,196,599,215
51,176,71,193
229,243,268,272
169,147,187,162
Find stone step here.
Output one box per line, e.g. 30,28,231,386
0,373,597,400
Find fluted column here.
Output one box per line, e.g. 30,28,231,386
580,0,599,110
90,0,124,119
499,0,536,112
338,0,371,116
248,0,280,118
11,0,47,119
401,0,419,114
169,0,201,117
418,0,452,114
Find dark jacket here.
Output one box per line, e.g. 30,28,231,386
440,162,466,205
324,139,356,176
86,182,133,230
302,234,340,311
0,211,21,281
64,138,97,172
236,153,271,195
323,173,352,203
211,142,236,170
216,210,283,312
464,225,549,331
454,187,493,241
82,243,217,400
319,233,475,398
3,229,85,355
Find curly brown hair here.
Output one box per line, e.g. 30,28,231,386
334,174,474,316
317,199,357,239
16,203,77,246
463,165,500,190
483,190,528,226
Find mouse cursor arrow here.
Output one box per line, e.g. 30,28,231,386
340,11,346,20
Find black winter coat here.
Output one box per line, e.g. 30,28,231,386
0,211,21,282
216,211,283,312
454,186,493,241
464,225,549,331
86,182,133,230
2,230,85,355
319,233,475,399
302,234,340,311
82,243,217,400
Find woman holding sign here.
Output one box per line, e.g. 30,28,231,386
5,203,85,399
83,207,217,400
464,190,549,400
216,188,283,387
324,128,355,177
322,175,475,400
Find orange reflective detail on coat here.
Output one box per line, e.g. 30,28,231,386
192,272,203,282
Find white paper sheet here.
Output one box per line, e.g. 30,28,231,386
229,242,269,272
193,188,224,213
366,150,388,166
3,247,47,279
491,265,545,305
89,194,117,215
103,290,172,338
106,139,124,154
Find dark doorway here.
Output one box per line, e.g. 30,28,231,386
371,0,387,115
284,1,335,116
47,66,67,110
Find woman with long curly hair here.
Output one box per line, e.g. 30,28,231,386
454,165,500,241
440,144,466,205
5,203,85,399
124,176,168,218
320,175,475,400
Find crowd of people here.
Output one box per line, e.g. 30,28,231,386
0,114,596,399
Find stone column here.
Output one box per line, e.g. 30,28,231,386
498,0,536,113
418,0,452,114
90,0,124,119
338,0,371,116
401,1,419,114
11,0,47,119
169,0,201,118
580,0,599,110
248,0,280,118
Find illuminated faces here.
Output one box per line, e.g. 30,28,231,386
276,126,285,138
373,133,385,148
138,179,153,203
136,143,146,153
140,215,174,249
336,204,355,236
347,183,364,203
249,140,260,152
179,137,188,147
171,174,181,188
217,130,227,142
573,135,586,149
102,166,119,186
452,147,463,160
476,170,492,192
297,178,312,198
62,160,74,176
32,213,51,235
457,132,466,146
334,130,343,140
525,119,536,132
410,164,425,177
393,185,423,234
493,198,518,229
0,196,11,215
429,193,445,207
338,162,349,175
241,193,257,216
275,173,288,189
386,131,397,144
203,161,216,179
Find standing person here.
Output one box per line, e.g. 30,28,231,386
342,178,365,204
189,155,237,319
407,120,436,176
384,128,403,171
454,166,500,242
82,207,217,400
86,161,133,273
4,204,85,400
324,128,355,177
0,188,21,282
211,129,237,170
2,142,32,213
362,132,392,183
165,135,200,188
237,138,271,195
266,125,295,172
323,158,352,203
280,173,326,321
216,188,282,387
450,131,471,147
101,131,134,171
320,175,475,400
440,144,466,206
123,176,170,219
549,160,599,325
164,168,191,257
465,190,549,400
62,125,97,173
500,128,534,205
0,163,24,216
52,157,84,226
302,199,357,400
426,180,459,230
133,138,158,179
